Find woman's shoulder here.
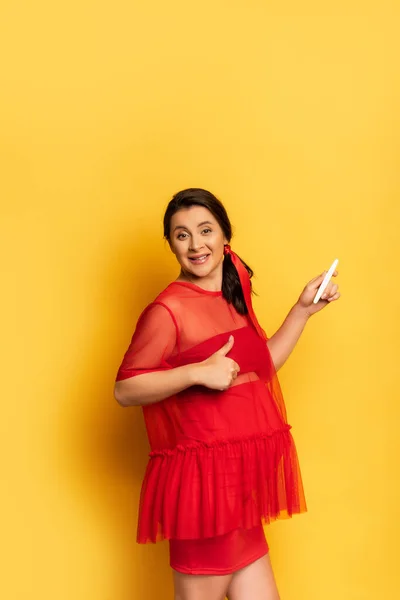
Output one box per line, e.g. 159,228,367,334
134,285,180,334
137,282,186,318
152,281,189,312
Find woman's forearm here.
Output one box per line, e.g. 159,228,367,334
114,363,203,407
267,304,310,371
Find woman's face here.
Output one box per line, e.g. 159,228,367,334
169,205,228,281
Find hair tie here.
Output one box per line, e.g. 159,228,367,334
223,244,267,341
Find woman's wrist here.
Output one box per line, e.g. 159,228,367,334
183,362,204,387
291,302,312,322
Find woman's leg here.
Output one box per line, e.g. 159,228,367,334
173,569,233,600
226,554,280,600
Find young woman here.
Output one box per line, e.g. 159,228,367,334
114,188,340,600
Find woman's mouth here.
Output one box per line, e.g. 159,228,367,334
188,254,210,265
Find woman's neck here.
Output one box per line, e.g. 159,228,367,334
176,268,223,293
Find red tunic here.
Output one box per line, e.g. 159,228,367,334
116,280,307,545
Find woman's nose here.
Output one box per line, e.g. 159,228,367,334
189,237,205,251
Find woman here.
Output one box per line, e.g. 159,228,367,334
114,188,340,600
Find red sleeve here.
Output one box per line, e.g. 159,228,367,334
115,301,178,381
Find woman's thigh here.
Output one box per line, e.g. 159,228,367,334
226,554,280,600
172,569,232,600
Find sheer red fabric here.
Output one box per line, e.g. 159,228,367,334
116,280,307,544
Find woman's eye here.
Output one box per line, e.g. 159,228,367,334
176,228,211,240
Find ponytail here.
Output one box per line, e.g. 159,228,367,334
222,251,254,315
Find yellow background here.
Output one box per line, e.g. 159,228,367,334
1,2,399,599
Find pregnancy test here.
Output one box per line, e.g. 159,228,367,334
313,259,339,304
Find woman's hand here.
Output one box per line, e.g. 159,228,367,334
296,269,341,318
195,335,240,391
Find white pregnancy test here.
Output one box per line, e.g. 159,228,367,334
313,259,339,304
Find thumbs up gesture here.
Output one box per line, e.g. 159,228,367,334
196,335,240,391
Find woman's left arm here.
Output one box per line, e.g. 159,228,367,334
267,269,341,371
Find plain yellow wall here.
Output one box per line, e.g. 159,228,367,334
1,2,399,599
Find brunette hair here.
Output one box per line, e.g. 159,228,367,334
163,188,254,315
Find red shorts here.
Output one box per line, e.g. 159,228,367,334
169,525,269,575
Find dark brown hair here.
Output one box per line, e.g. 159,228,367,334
163,188,254,315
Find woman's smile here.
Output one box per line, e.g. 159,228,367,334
188,253,211,265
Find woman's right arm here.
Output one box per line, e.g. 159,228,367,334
114,334,239,407
114,364,201,406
